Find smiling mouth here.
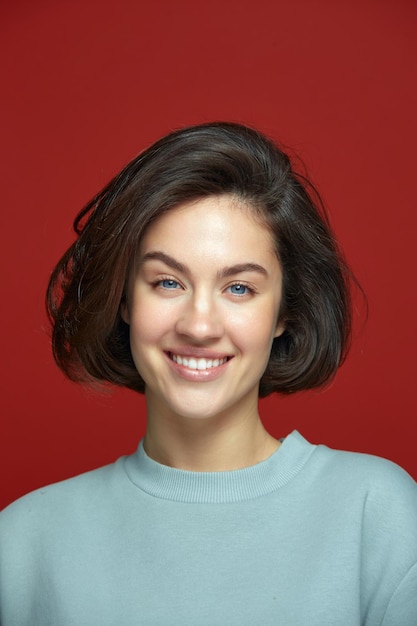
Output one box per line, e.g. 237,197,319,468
169,353,230,371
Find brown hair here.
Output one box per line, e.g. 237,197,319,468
47,122,354,396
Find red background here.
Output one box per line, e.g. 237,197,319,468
1,0,416,510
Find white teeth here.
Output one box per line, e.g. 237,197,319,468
171,354,227,370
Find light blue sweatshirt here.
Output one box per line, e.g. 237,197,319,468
1,431,416,625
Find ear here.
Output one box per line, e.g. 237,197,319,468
120,297,130,325
274,319,285,339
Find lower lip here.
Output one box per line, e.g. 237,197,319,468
165,353,231,382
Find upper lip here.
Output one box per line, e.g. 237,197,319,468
166,348,232,360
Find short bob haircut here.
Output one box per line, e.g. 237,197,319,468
47,122,354,397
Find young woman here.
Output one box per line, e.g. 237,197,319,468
1,123,416,625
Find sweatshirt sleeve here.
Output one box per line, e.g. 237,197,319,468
356,454,417,625
381,562,417,626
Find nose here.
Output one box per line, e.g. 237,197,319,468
175,291,224,342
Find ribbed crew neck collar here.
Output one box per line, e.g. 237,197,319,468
124,430,315,503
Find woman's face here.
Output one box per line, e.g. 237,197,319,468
123,195,284,422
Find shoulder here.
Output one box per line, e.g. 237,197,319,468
316,437,417,502
293,430,417,498
298,432,417,562
289,430,417,536
291,432,417,621
0,457,127,537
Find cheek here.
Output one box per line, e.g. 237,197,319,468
228,306,278,352
129,300,175,348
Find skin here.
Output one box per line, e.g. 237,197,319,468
122,195,285,471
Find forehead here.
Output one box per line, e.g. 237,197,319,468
139,195,276,262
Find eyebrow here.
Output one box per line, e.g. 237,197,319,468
140,251,268,278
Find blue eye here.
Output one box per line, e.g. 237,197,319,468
160,279,180,289
228,284,250,295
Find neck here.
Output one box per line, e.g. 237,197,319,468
143,397,280,472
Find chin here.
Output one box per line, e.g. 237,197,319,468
169,402,228,422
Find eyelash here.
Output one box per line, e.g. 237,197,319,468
152,277,256,297
153,277,183,290
225,282,255,296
